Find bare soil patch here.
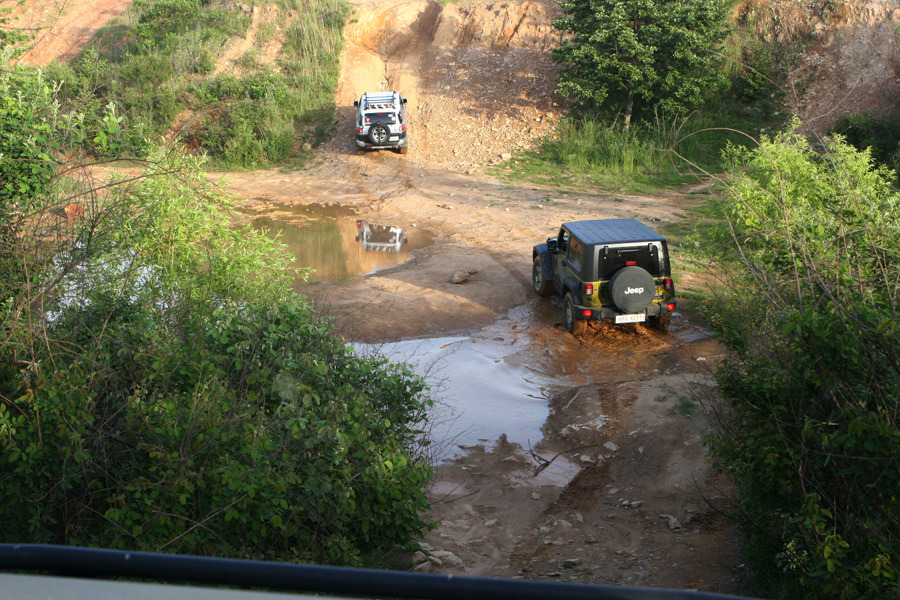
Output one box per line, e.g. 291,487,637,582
7,0,130,66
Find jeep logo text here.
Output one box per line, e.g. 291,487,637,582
624,287,644,295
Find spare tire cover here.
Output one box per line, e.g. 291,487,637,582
609,266,655,313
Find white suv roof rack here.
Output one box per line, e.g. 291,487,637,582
362,91,398,111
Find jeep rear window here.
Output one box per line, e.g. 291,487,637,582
595,243,665,279
364,113,396,124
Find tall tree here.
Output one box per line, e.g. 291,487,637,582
552,0,731,129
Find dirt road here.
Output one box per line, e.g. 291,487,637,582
11,0,745,594
222,1,745,592
224,153,745,594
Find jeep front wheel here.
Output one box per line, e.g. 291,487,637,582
564,293,588,336
532,257,552,296
368,124,389,145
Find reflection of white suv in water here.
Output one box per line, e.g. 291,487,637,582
354,91,409,154
356,220,407,252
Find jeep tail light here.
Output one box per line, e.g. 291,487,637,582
582,309,592,317
356,128,363,134
400,125,406,131
584,283,593,296
664,278,673,290
667,303,676,311
626,261,636,266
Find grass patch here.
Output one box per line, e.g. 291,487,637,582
493,113,755,193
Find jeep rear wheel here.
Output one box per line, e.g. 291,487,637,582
532,257,551,296
368,124,389,145
564,293,588,336
609,266,655,314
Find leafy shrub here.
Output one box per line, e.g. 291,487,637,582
707,126,900,599
1,297,431,564
134,0,202,42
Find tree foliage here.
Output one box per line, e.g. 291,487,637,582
0,1,30,57
552,0,730,129
0,61,432,566
707,126,900,598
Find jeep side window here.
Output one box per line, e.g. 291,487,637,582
568,237,584,272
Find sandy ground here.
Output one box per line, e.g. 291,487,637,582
9,0,747,594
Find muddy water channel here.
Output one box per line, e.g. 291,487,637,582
244,203,434,282
355,304,715,463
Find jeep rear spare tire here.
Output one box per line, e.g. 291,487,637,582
368,123,389,145
609,266,655,313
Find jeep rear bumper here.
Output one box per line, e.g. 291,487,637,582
575,301,676,322
355,132,408,150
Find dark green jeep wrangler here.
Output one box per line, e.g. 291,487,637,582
532,219,676,335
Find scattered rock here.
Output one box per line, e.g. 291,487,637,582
603,441,619,452
301,142,312,151
579,454,594,463
531,491,542,500
484,519,498,527
430,550,463,565
410,551,428,565
450,269,474,284
660,514,683,530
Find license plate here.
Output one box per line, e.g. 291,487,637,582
615,313,645,324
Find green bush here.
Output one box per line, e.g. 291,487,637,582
135,0,202,42
1,298,431,564
707,126,900,599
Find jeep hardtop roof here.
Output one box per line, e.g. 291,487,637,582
562,219,666,245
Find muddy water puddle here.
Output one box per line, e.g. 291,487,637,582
354,304,713,464
353,326,561,463
242,203,434,282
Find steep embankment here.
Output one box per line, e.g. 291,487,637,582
331,0,567,171
734,0,900,134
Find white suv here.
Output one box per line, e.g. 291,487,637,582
354,91,409,154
